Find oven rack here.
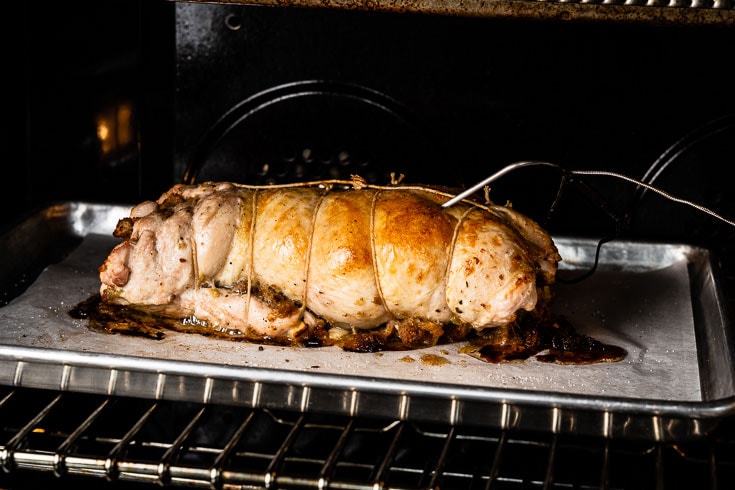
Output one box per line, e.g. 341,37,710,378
179,0,735,26
1,387,734,489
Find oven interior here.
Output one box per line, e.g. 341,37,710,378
3,0,735,488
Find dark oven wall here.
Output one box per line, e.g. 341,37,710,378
173,2,735,295
4,0,175,233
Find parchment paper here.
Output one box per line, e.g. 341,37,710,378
0,233,701,401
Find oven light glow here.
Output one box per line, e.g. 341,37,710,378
95,100,136,162
97,122,110,145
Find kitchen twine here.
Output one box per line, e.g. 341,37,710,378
442,160,735,283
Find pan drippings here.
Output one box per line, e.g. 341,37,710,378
70,294,626,365
460,316,627,364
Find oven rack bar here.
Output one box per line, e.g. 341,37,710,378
176,0,735,26
1,387,734,489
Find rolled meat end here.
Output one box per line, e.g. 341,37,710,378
169,184,309,337
99,201,195,306
100,183,307,338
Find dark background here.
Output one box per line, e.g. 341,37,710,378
3,1,174,233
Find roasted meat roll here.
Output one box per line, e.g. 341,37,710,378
98,177,561,350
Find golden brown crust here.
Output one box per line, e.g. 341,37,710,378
99,179,560,350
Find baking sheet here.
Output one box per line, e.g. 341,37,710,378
0,226,704,402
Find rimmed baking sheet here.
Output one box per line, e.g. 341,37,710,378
0,202,733,441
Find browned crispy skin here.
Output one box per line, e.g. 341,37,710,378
98,180,561,348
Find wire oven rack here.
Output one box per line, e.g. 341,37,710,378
1,386,734,490
176,0,735,26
